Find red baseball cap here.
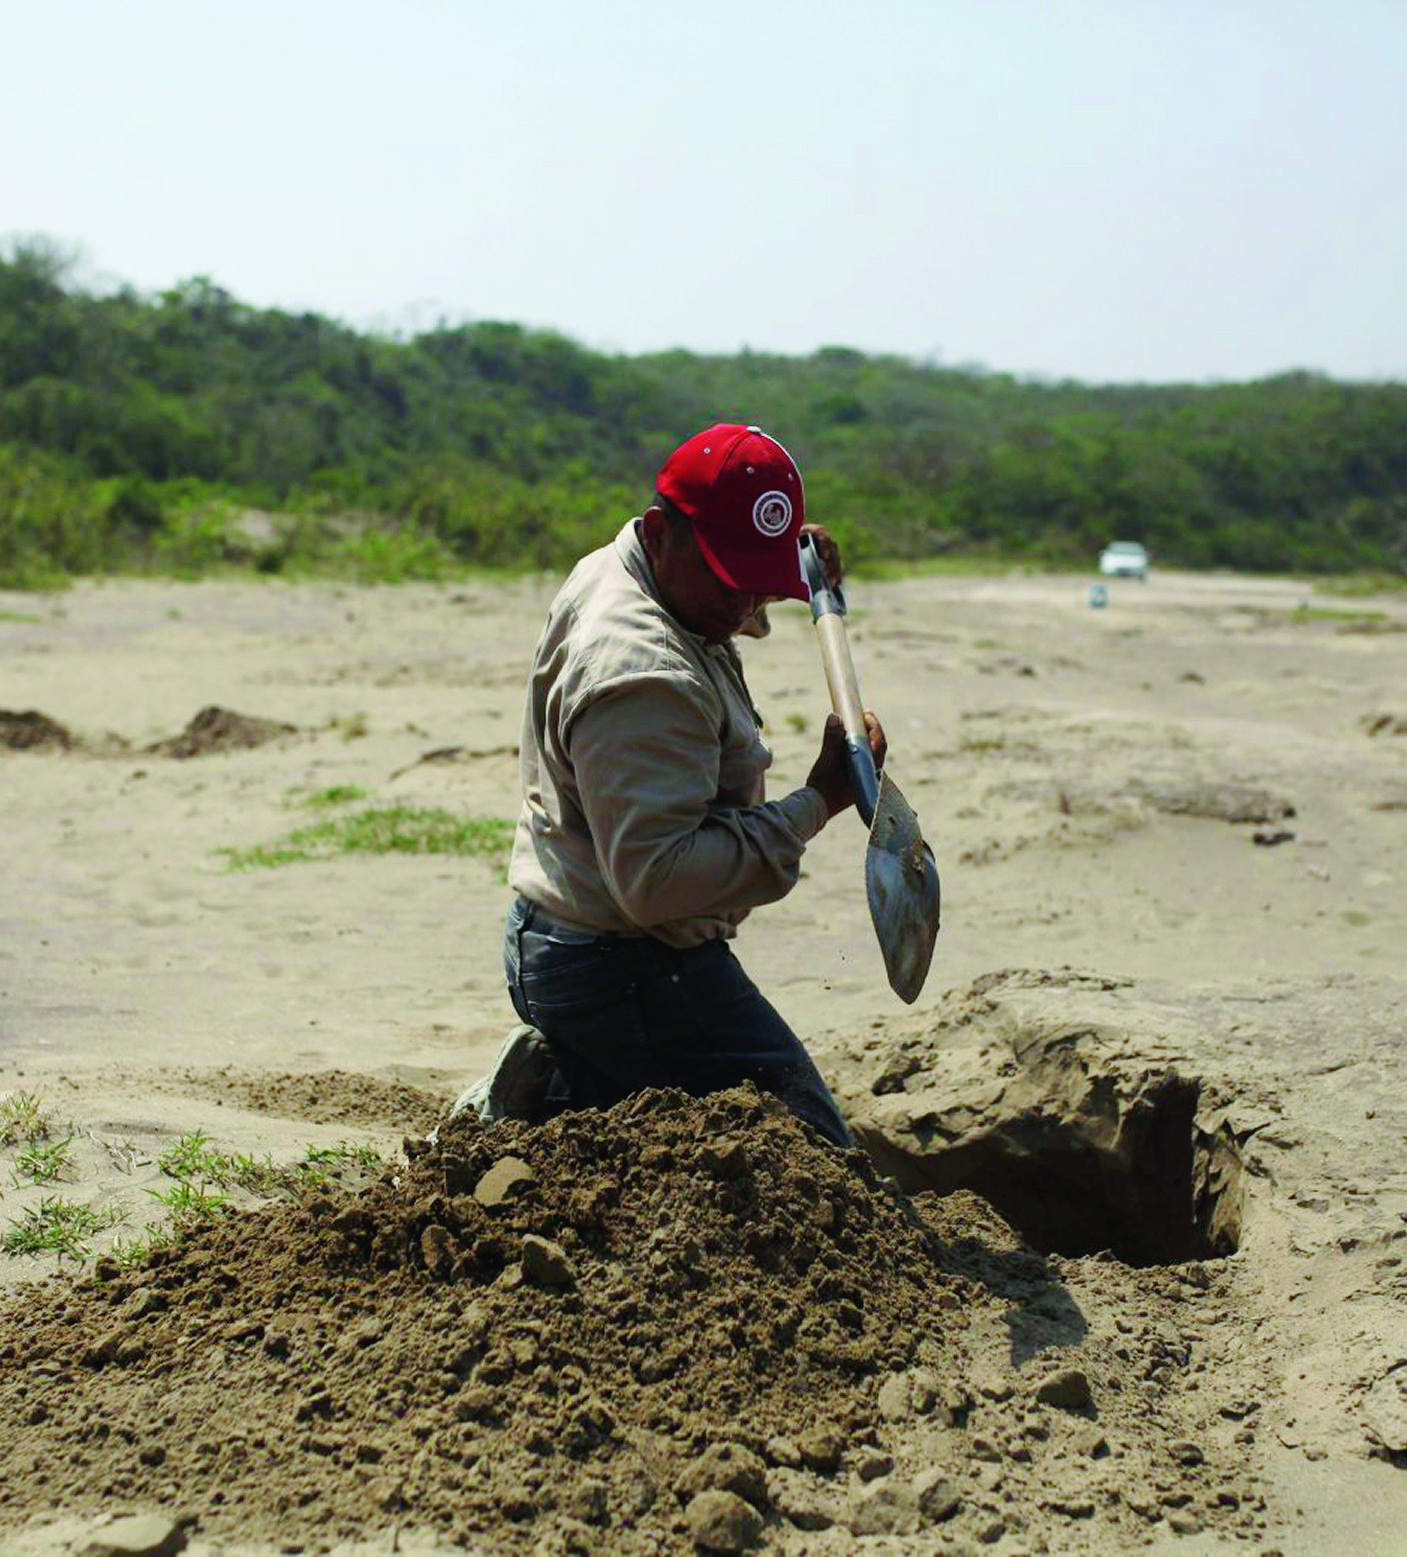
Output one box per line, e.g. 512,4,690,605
655,424,809,604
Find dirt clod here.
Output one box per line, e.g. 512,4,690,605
676,1442,769,1510
520,1232,574,1285
0,708,74,751
1035,1366,1093,1411
477,1154,536,1207
796,1425,846,1474
916,1466,963,1520
846,1476,922,1535
79,1512,187,1557
684,1488,763,1553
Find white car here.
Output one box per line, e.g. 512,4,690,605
1099,542,1149,580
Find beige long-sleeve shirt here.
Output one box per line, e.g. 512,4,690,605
507,520,829,947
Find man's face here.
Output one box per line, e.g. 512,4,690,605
641,507,763,644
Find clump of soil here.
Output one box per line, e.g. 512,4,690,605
0,709,74,752
148,705,298,758
0,1087,1269,1554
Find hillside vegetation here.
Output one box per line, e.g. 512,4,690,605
2,243,1404,587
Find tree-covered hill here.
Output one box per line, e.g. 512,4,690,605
2,243,1404,586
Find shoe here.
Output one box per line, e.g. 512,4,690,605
448,1024,558,1125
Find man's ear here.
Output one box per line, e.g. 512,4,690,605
640,504,667,563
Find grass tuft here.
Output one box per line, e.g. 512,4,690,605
3,1115,388,1267
300,784,369,808
107,1225,176,1270
0,1090,55,1146
11,1137,74,1185
156,1128,225,1183
220,804,513,871
1,1197,126,1260
146,1180,232,1223
155,1130,385,1200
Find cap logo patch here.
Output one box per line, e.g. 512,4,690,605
752,490,793,537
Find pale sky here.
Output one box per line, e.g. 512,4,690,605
4,0,1404,383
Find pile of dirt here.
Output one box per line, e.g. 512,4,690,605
166,1068,448,1132
148,706,298,758
0,709,74,752
0,1087,1270,1554
0,705,299,760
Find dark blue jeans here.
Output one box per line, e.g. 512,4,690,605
504,898,852,1148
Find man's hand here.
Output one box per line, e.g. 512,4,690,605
806,710,888,819
749,525,842,619
800,523,843,588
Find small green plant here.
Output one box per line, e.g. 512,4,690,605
12,1137,74,1185
784,712,810,735
0,1090,53,1146
296,1140,383,1182
1,1197,126,1260
960,735,1008,755
0,609,43,623
147,1180,231,1224
220,804,514,871
301,784,369,808
155,1131,384,1198
3,1122,386,1265
226,1151,284,1194
107,1225,174,1270
156,1128,226,1182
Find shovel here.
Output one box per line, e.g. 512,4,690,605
800,536,940,1003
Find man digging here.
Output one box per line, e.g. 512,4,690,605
459,424,885,1147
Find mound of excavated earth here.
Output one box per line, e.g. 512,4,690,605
147,705,298,758
0,1085,1272,1554
0,709,75,752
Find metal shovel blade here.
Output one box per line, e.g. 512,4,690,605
865,771,941,1004
799,531,940,1003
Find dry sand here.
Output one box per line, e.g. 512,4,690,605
1,566,1405,1555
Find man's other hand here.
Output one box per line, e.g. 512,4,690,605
800,523,843,588
807,711,888,819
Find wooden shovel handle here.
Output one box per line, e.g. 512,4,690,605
815,612,869,744
814,610,881,824
801,531,880,823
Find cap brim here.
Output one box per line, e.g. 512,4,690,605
694,527,810,605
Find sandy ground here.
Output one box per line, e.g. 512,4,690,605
2,564,1406,1554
